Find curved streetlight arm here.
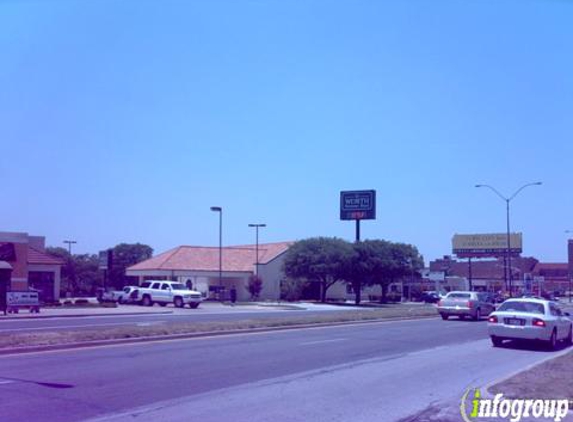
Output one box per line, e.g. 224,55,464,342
475,184,507,202
508,182,542,201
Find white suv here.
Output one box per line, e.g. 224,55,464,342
138,281,203,309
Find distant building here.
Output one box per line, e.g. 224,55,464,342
428,255,570,294
532,263,570,294
126,242,293,301
0,232,64,302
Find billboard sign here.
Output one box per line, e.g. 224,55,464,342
452,233,522,258
340,190,376,220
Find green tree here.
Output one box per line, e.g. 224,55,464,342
343,240,386,305
74,254,100,295
280,277,309,302
107,243,153,289
366,241,424,303
246,275,263,300
283,237,353,303
46,247,101,296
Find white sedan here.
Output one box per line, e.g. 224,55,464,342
487,298,572,350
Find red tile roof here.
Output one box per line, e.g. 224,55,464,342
127,242,293,273
28,247,65,266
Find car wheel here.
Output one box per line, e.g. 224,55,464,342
440,313,449,320
459,315,466,320
473,309,481,321
189,302,199,309
118,297,124,305
142,295,153,307
548,329,557,351
491,336,503,347
174,297,184,308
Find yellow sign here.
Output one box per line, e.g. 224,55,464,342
452,233,522,257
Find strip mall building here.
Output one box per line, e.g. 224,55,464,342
0,232,64,302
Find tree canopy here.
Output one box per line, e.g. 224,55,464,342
283,237,354,302
47,243,153,295
283,237,424,304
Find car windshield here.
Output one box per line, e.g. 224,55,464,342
140,282,151,288
170,283,187,290
497,301,545,315
447,293,471,299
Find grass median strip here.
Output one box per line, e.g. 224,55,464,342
1,306,437,350
489,349,573,400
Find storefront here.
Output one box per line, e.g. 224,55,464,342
0,232,63,302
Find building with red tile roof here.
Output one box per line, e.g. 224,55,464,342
0,232,64,301
126,242,294,301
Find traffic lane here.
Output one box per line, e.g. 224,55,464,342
0,308,432,333
0,318,487,422
88,340,570,422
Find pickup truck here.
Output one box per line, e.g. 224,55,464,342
138,280,202,308
437,291,496,321
96,288,125,303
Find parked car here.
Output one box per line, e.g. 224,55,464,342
96,287,124,303
437,291,495,321
117,286,140,304
138,280,203,308
487,298,573,350
419,291,442,303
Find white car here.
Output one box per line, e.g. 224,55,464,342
138,281,203,308
487,298,573,350
117,286,140,304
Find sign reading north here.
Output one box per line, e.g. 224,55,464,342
452,233,522,258
340,190,376,220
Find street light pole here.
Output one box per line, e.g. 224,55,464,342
248,224,266,276
210,207,223,300
476,182,542,297
63,240,77,297
566,231,573,303
63,240,77,256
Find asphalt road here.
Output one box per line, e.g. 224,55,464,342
0,318,567,422
0,309,372,333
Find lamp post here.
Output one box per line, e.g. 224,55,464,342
63,240,77,256
248,224,266,276
566,230,573,303
63,240,77,297
476,182,542,297
210,207,223,300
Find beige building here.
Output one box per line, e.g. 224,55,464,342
126,242,293,301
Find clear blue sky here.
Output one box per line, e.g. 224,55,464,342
2,0,572,263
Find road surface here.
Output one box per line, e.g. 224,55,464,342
0,317,566,422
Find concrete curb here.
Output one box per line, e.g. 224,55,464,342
0,310,174,320
0,314,438,356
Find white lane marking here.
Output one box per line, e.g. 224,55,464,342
300,338,347,346
136,322,166,327
0,380,15,385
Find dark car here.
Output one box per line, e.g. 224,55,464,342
420,291,441,303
